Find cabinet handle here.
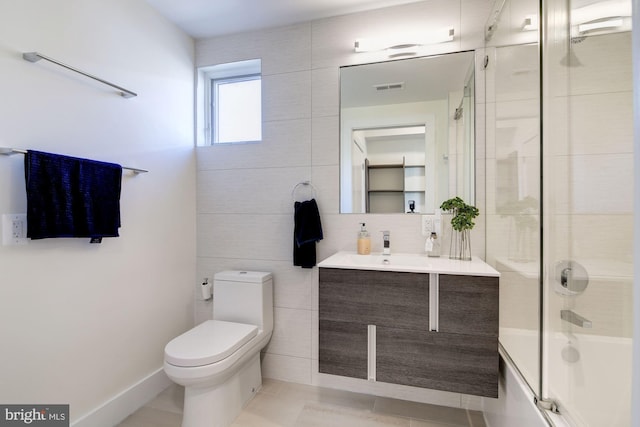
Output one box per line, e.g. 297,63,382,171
368,324,376,381
429,273,439,332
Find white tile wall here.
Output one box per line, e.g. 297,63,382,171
195,24,312,74
197,167,311,214
311,67,339,118
563,32,632,97
265,307,312,358
542,31,634,342
311,116,339,166
196,120,311,170
263,72,312,122
259,24,312,76
197,213,292,259
196,0,491,407
569,154,633,214
262,353,312,384
551,92,634,157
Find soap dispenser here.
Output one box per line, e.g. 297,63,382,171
425,232,441,257
357,223,371,255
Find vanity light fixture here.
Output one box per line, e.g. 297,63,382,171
354,27,455,53
577,16,624,34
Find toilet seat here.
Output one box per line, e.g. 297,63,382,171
165,320,258,367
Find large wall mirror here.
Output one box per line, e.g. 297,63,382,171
340,51,476,214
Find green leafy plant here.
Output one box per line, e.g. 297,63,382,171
440,197,479,232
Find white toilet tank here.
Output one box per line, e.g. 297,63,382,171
213,271,273,334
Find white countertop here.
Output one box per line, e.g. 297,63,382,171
318,251,500,277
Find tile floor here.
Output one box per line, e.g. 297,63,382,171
117,379,487,427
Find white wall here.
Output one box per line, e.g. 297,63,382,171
194,0,490,389
0,0,196,423
632,2,640,426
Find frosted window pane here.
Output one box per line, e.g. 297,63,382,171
216,79,261,143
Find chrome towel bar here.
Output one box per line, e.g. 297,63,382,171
0,147,148,174
23,51,137,99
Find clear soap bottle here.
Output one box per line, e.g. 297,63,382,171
357,223,371,255
426,232,440,257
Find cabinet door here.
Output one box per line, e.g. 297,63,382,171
319,268,429,331
438,275,499,337
376,326,498,397
318,320,368,379
319,268,374,323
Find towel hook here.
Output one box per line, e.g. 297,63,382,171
292,181,317,202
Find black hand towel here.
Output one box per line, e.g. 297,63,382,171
25,150,123,240
293,198,323,268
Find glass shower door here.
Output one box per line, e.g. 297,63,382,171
485,40,542,394
483,0,542,398
541,0,633,425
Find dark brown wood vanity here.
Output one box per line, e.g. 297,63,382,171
318,252,500,398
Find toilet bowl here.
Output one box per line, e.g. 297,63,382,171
164,271,273,427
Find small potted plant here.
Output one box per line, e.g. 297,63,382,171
440,197,479,260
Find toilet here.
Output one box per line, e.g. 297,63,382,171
164,271,273,427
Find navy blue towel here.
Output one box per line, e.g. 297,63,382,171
25,150,123,240
293,198,323,268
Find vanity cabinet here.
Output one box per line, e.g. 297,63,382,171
319,268,429,379
318,320,368,379
376,327,497,397
438,274,499,337
319,267,499,398
319,268,429,327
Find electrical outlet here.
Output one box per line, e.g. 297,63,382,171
433,217,441,235
421,215,433,236
2,214,28,246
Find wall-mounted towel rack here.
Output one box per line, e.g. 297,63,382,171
0,147,148,174
23,52,137,99
292,181,317,202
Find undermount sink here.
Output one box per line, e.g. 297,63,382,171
317,251,499,276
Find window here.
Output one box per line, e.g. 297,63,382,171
213,74,261,143
197,59,262,145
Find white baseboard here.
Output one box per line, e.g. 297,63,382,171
71,368,172,427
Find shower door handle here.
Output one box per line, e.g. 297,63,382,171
560,310,592,328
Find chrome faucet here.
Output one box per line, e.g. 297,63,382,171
560,310,592,328
382,230,391,255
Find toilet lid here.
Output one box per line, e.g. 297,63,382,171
165,320,258,367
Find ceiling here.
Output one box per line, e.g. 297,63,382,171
145,0,424,39
341,51,475,109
